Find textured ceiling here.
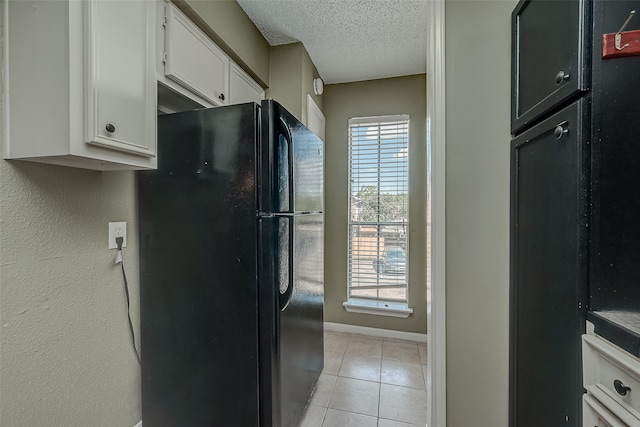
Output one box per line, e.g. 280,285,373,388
236,0,427,84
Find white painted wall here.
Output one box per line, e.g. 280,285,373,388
445,0,516,425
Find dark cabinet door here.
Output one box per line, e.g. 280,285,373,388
511,0,590,135
510,100,588,426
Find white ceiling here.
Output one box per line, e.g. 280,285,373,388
235,0,427,85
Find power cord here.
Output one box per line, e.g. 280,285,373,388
116,236,141,365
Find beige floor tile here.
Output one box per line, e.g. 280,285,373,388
310,374,337,407
300,405,327,427
382,340,421,364
418,344,427,365
345,335,383,358
381,359,426,390
379,384,428,426
323,351,344,375
338,355,381,382
321,409,378,427
328,377,380,417
319,331,430,426
325,332,350,353
378,419,422,427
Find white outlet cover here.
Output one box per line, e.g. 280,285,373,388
108,222,127,249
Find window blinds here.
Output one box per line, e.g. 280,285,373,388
348,115,410,302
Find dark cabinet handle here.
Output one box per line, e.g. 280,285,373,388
554,122,568,139
555,70,570,85
218,93,225,101
614,379,631,396
105,123,116,133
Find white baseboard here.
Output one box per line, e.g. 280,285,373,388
134,421,142,427
324,322,427,344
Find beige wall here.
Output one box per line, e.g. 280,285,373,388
267,42,323,123
445,0,514,425
178,0,270,87
300,45,324,118
323,75,427,334
267,44,304,118
0,166,141,426
0,10,142,423
0,2,270,425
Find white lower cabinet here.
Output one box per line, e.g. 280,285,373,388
583,331,640,426
584,394,627,427
4,0,157,170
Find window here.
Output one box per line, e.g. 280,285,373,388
347,115,410,308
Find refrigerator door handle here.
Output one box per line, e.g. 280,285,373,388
278,216,295,311
278,117,295,213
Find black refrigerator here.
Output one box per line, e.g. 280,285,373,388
137,100,324,427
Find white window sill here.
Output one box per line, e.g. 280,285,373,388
343,298,413,318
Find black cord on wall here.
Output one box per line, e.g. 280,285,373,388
116,237,141,365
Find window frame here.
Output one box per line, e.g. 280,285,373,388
345,115,413,316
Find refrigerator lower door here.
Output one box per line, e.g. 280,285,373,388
259,213,324,427
139,181,261,425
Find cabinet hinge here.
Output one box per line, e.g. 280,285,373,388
162,6,168,28
162,51,168,64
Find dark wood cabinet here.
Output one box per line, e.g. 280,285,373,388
510,1,590,425
511,0,590,135
511,0,640,424
588,0,640,357
510,100,589,427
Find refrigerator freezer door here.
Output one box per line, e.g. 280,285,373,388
261,100,324,214
291,121,324,213
259,213,324,427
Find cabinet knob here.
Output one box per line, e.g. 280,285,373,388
105,123,116,133
614,379,631,396
554,123,568,139
555,71,570,85
219,93,225,101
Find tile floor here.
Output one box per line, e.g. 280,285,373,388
300,331,429,427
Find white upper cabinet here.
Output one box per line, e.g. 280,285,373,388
156,1,264,110
86,0,156,158
306,94,326,141
229,62,265,105
4,0,157,170
163,2,229,106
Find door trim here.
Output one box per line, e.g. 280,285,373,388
426,0,447,426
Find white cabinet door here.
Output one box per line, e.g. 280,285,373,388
164,3,229,106
5,0,156,170
85,0,156,157
306,94,325,141
229,62,264,105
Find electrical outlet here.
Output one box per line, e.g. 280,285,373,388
108,222,127,249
